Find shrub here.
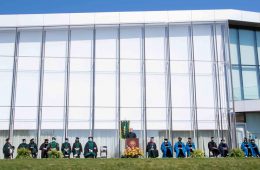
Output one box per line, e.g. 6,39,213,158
229,148,244,158
16,148,32,159
48,150,63,158
190,149,205,158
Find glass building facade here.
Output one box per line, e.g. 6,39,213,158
230,28,260,100
0,21,234,158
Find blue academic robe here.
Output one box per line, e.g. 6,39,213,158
174,141,186,158
241,142,255,157
160,141,173,158
250,142,259,157
185,142,196,157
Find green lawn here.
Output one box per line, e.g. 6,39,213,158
0,158,259,170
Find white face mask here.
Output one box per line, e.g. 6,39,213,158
52,140,56,142
89,138,93,142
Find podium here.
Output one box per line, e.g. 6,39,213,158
125,138,139,148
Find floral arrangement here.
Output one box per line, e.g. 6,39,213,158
16,148,32,159
124,146,143,158
229,148,244,157
47,149,63,158
190,149,205,158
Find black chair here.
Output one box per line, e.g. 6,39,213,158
100,146,107,158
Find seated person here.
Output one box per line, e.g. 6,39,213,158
208,137,219,157
218,139,228,157
185,137,196,157
161,138,173,158
47,137,59,151
126,128,137,138
146,137,158,158
174,137,186,158
28,138,38,158
18,139,28,149
250,139,260,157
72,137,83,158
61,138,71,158
84,137,98,158
39,139,49,158
2,138,15,159
241,137,254,157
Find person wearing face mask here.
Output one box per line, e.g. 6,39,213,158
61,138,71,158
18,139,28,150
174,137,186,158
250,139,260,157
72,137,82,158
84,136,98,158
185,137,196,157
241,137,254,157
208,137,219,157
39,139,49,158
28,138,38,158
2,138,15,159
161,138,173,158
218,139,228,157
146,137,158,158
47,137,59,151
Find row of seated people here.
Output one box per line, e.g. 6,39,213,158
241,137,260,157
2,136,98,159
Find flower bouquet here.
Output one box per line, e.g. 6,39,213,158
124,146,143,158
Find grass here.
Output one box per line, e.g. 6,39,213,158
0,158,259,170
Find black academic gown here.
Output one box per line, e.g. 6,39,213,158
39,143,49,158
61,142,71,158
146,142,158,158
208,141,219,157
126,132,137,138
218,143,228,157
28,142,38,158
18,143,28,149
84,141,98,158
2,142,14,159
72,142,83,158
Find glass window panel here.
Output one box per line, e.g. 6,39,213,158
0,107,10,129
146,60,165,73
171,61,189,74
120,26,142,60
70,58,91,72
69,73,91,106
197,108,215,130
193,25,212,61
17,57,40,71
42,73,65,106
94,108,116,129
145,26,166,60
171,75,191,107
120,59,141,73
95,59,116,72
257,31,260,65
239,29,256,65
95,74,116,107
120,108,142,130
195,62,213,75
96,27,117,59
14,107,37,129
172,108,192,130
147,108,167,130
146,75,166,107
231,66,242,100
216,24,225,62
45,29,68,58
70,28,93,58
195,75,215,107
0,30,16,56
0,57,14,70
15,72,39,106
41,107,64,129
242,66,259,99
68,107,91,129
0,72,13,106
169,25,190,61
229,29,239,64
44,58,66,72
121,74,141,107
18,30,42,57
